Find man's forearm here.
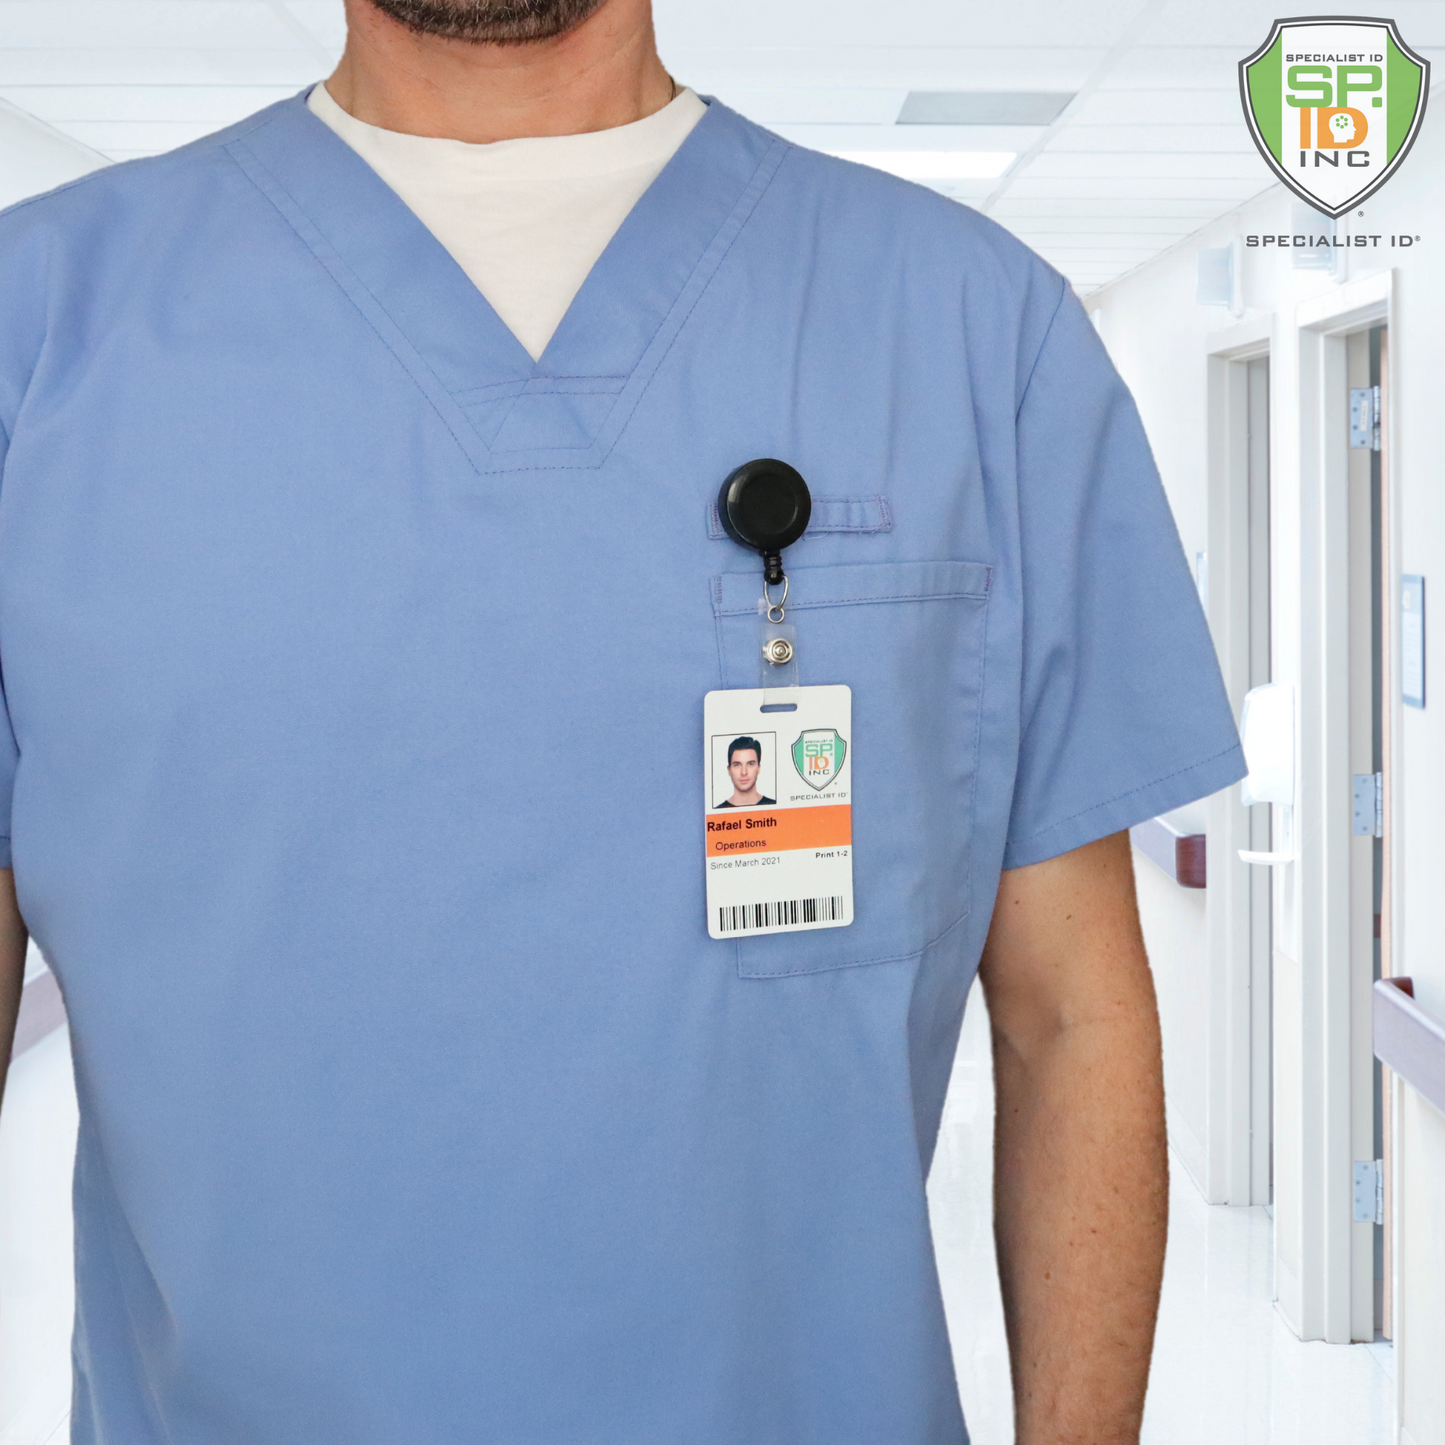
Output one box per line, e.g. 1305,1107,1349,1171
991,1001,1167,1442
0,869,30,1113
980,832,1167,1444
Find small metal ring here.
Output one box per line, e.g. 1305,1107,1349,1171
764,574,789,623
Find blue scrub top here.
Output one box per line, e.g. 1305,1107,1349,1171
0,95,1244,1445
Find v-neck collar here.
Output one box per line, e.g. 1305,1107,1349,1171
225,94,788,474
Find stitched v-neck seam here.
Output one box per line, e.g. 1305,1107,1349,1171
226,131,497,478
479,134,789,468
225,111,791,475
452,376,629,403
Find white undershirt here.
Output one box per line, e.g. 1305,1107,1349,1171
308,82,707,361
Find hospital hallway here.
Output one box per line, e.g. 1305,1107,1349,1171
0,981,1400,1444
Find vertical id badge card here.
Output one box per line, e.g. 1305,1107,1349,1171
704,685,853,939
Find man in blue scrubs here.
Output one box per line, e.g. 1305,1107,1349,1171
0,0,1245,1441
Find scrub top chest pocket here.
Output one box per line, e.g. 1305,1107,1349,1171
710,559,991,978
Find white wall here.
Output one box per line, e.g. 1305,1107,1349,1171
1092,101,1445,1433
0,98,105,210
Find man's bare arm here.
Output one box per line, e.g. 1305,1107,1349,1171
0,870,29,1112
978,831,1166,1445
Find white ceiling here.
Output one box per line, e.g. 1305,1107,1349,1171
1,0,1442,294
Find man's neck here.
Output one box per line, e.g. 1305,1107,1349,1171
328,0,675,143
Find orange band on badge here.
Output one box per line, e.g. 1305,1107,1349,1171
704,804,852,856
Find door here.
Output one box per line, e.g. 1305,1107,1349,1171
1246,355,1274,1206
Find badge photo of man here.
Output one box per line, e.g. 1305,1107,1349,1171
717,735,775,808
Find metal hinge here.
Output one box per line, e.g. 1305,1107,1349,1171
1353,1159,1384,1225
1349,386,1382,451
1352,772,1383,837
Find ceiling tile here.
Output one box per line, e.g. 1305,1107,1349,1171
1046,124,1256,153
769,122,1043,153
1020,151,1274,180
0,84,297,123
1136,0,1296,47
990,197,1229,219
669,47,1108,91
1107,46,1259,89
57,118,230,153
1003,175,1271,200
0,50,322,86
655,0,1138,49
1067,89,1243,126
0,2,308,50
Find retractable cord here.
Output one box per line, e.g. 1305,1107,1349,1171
717,459,812,688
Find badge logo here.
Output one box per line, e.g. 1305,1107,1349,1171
792,728,847,792
1239,17,1429,218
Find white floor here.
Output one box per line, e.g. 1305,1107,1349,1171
929,987,1397,1445
0,1026,77,1445
1,989,1396,1445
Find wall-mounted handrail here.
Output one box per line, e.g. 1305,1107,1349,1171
1129,816,1206,889
1374,977,1445,1118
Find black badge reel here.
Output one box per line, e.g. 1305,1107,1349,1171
717,459,811,687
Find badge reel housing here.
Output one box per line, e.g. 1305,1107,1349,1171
717,459,811,691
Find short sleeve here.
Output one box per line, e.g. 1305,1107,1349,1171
1001,288,1246,870
0,207,49,872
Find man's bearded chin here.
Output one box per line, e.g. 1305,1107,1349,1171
365,0,608,43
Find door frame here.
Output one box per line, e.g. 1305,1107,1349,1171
1291,269,1396,1344
1203,313,1275,1210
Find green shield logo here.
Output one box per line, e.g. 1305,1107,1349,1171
1240,18,1430,218
792,728,847,792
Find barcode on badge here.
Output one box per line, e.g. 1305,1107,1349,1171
717,896,846,934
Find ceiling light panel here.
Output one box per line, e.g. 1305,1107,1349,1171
897,91,1074,126
711,88,908,125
